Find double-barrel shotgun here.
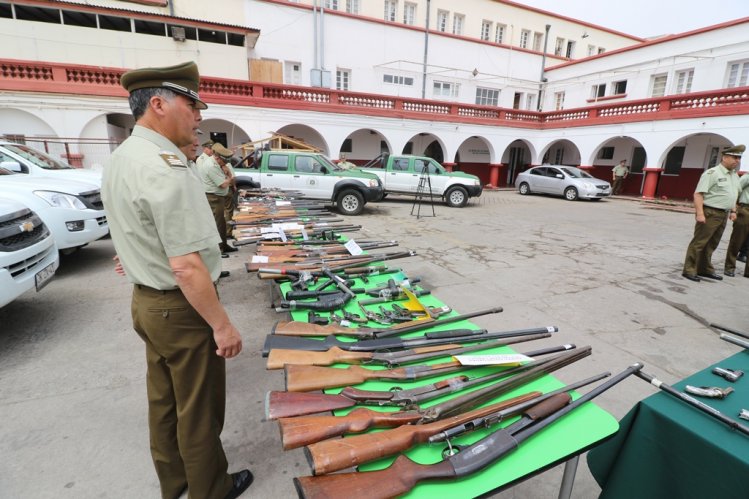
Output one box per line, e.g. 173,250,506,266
274,347,591,449
267,343,573,419
294,362,643,499
306,372,609,475
265,331,557,369
284,344,573,392
270,305,504,339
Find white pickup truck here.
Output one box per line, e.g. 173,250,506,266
359,154,483,207
233,150,383,216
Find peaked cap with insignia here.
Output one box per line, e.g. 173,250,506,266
120,61,208,110
722,144,745,157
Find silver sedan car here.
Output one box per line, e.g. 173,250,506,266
516,165,611,201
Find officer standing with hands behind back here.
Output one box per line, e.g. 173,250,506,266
682,144,744,282
101,62,253,499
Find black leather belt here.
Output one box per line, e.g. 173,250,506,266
134,284,179,294
704,205,731,213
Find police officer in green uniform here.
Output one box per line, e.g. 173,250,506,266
198,143,237,255
722,145,747,276
101,62,253,499
197,139,214,169
682,144,743,282
611,160,629,195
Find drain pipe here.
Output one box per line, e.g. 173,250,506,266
421,0,431,99
537,24,550,111
313,0,318,70
320,3,325,70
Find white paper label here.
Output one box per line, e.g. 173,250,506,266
454,353,533,366
279,228,287,242
275,201,291,206
344,239,364,256
273,222,303,231
301,228,309,241
340,320,351,327
251,255,269,263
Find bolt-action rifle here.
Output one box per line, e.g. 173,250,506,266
274,347,590,449
265,330,556,369
284,344,571,392
266,342,570,419
306,372,609,475
293,362,642,499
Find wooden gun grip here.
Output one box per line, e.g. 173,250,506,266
267,347,371,369
279,408,422,449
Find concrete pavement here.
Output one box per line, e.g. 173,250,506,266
0,190,745,498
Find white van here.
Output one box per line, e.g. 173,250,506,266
0,198,59,308
0,171,108,253
0,141,102,186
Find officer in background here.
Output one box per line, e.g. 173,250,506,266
682,144,743,282
198,143,237,257
222,153,238,240
101,62,252,499
337,153,356,169
197,139,214,168
723,146,747,276
611,159,629,195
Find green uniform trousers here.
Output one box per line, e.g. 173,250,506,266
683,205,729,275
612,176,625,195
224,189,236,239
206,193,228,252
725,204,749,275
132,285,233,499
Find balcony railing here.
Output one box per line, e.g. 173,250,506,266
1,58,748,129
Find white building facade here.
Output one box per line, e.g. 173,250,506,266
0,0,747,199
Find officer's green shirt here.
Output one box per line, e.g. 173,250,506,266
738,174,749,204
694,163,741,210
197,156,230,196
612,164,628,177
101,125,221,289
196,151,212,169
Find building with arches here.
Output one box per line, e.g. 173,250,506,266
0,0,747,199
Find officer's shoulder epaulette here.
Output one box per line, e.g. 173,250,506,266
159,150,187,169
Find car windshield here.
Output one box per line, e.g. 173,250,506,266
316,155,340,171
4,144,74,170
561,167,593,179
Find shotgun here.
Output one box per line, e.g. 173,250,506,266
267,343,573,418
265,332,554,369
264,324,550,358
268,305,504,340
284,344,568,392
720,333,749,349
306,372,608,475
294,362,642,499
275,347,591,448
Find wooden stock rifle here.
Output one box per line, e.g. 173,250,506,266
264,323,552,360
267,343,572,419
274,347,591,448
268,305,504,340
284,344,570,392
265,330,555,369
294,362,642,499
306,372,609,475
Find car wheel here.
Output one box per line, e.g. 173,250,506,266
518,182,531,195
337,189,364,216
445,186,468,208
564,186,579,201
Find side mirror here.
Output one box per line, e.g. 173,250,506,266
0,161,22,172
320,166,329,174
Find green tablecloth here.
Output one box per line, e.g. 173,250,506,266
588,350,749,499
278,270,620,497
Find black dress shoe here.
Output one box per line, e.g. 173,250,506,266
221,253,229,258
224,245,238,253
225,470,253,499
682,273,700,282
219,270,230,278
698,272,723,280
724,270,735,277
